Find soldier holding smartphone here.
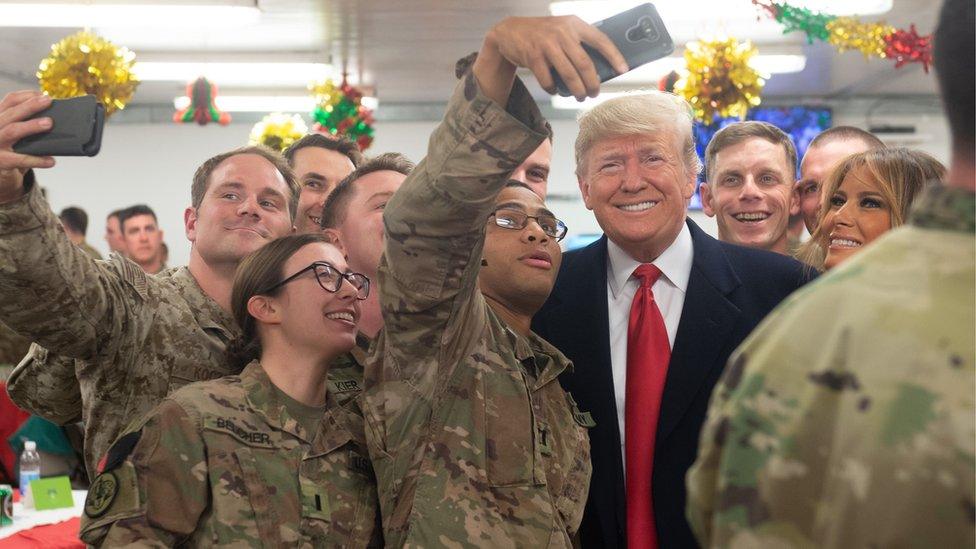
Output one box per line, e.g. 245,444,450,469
363,15,627,546
0,94,300,477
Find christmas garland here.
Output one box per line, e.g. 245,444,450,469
752,0,932,71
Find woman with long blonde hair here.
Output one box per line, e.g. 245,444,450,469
798,147,942,270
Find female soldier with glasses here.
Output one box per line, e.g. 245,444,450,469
81,233,382,547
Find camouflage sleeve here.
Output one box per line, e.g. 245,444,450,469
6,343,83,424
0,171,146,361
80,399,207,547
0,320,30,367
379,71,548,385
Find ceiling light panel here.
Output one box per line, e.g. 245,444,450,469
135,62,333,86
0,2,260,27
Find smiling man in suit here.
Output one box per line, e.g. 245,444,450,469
532,92,812,548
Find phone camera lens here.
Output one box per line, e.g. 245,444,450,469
628,16,659,42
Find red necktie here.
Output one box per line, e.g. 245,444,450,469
625,264,671,549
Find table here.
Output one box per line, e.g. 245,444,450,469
0,490,86,539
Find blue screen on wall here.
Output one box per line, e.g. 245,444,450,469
688,106,832,209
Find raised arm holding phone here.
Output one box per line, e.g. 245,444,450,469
362,15,627,547
0,91,300,477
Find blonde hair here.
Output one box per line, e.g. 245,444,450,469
575,91,702,177
797,147,935,269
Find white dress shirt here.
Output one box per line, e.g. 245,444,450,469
606,223,694,466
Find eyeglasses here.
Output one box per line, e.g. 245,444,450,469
263,261,370,300
489,208,568,241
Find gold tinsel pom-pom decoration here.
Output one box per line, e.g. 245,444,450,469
248,113,308,152
826,17,894,58
37,31,138,116
675,38,766,126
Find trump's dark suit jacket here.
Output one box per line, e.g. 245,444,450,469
532,219,812,548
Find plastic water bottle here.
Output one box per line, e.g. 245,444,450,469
18,441,40,504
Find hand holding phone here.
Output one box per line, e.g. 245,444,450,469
0,91,58,203
485,15,630,101
13,95,105,157
551,3,674,97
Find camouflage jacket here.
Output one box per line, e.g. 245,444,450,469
78,240,103,260
0,320,30,368
686,184,976,548
8,323,370,429
80,360,381,547
1,175,369,477
363,73,592,547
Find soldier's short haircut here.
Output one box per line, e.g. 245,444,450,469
59,206,88,236
934,0,975,153
704,121,797,183
575,91,701,177
320,152,414,229
807,126,885,152
107,208,126,222
191,145,301,221
118,204,158,233
228,233,334,370
283,134,366,169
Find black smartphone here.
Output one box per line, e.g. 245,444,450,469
552,3,674,97
12,95,105,157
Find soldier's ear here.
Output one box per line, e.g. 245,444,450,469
322,228,346,255
184,207,198,242
247,295,281,325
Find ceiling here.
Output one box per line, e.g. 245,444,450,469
0,0,941,110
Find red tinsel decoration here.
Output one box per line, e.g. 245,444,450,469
883,24,933,72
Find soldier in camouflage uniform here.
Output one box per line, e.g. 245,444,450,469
0,125,298,476
363,17,627,547
686,3,975,546
81,234,381,547
0,322,29,370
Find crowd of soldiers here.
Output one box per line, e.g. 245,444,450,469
0,1,972,547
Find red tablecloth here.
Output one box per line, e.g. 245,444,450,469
0,381,31,484
0,518,83,548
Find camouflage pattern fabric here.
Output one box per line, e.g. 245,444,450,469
80,360,381,547
0,321,29,368
8,315,369,430
686,183,975,548
363,72,592,547
329,332,371,409
7,344,83,425
0,174,372,478
0,175,240,479
78,240,103,260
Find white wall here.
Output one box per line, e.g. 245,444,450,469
36,105,948,266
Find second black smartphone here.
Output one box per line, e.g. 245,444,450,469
13,95,105,157
552,3,674,97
